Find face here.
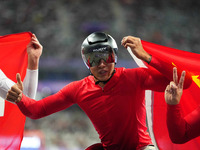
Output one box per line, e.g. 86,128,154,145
90,59,115,82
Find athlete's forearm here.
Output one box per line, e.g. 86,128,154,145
17,92,73,119
167,104,191,144
23,69,38,99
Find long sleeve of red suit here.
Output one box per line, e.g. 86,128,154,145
17,84,75,119
167,104,200,144
17,56,170,119
148,55,192,88
16,55,172,149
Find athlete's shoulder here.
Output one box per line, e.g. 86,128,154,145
66,76,90,89
115,67,125,74
59,76,90,99
116,67,145,74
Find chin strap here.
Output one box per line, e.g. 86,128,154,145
90,69,116,85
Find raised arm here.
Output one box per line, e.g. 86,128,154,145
121,36,191,90
23,33,42,98
121,36,170,91
165,67,200,143
0,34,42,100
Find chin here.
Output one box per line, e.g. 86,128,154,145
99,76,109,81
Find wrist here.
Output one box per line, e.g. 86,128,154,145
15,93,23,103
146,55,152,64
28,57,39,70
143,54,152,64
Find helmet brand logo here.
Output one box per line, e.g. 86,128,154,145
93,47,107,52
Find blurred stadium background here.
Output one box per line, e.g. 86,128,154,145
0,0,200,149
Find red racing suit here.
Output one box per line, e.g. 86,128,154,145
167,104,200,144
17,56,170,150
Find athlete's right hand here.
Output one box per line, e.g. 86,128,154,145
6,73,23,103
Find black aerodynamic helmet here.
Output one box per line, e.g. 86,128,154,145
81,32,118,69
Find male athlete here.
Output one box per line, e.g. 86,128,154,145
6,32,170,150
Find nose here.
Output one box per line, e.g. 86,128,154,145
98,59,107,67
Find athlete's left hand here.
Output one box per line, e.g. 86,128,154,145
165,67,185,105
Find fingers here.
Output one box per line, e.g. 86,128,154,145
27,33,42,50
173,67,178,85
11,84,22,95
7,89,19,99
6,94,21,103
165,84,171,93
121,36,141,48
173,67,186,89
6,73,23,103
32,33,36,38
121,36,140,45
31,34,39,43
122,36,141,43
31,37,42,49
166,81,177,94
170,81,177,91
6,85,22,102
178,70,186,89
165,68,185,105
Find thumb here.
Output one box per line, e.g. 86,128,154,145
16,73,23,91
16,73,22,84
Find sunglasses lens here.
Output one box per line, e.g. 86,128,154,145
85,51,115,67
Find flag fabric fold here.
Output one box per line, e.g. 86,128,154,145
0,32,31,150
140,40,200,150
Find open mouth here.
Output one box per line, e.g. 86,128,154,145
99,70,108,76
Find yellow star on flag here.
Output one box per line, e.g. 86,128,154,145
192,75,200,88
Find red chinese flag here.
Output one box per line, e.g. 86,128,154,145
139,41,200,150
0,32,31,150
